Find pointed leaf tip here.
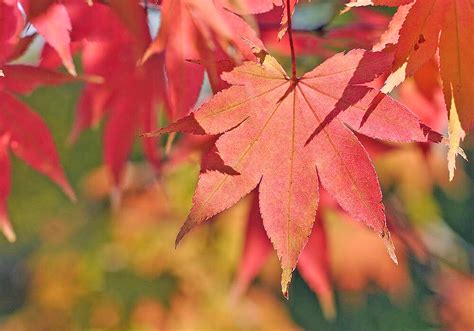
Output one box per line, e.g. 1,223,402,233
0,216,16,243
62,180,77,203
281,267,293,299
381,229,398,265
320,292,337,320
447,88,467,181
175,219,195,248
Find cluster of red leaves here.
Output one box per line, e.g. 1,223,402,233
0,0,78,241
0,0,471,309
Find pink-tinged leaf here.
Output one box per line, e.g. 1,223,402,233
32,3,76,76
232,192,334,314
146,49,438,293
0,134,15,242
300,50,437,143
231,192,273,299
0,91,75,201
298,217,334,319
257,89,319,296
311,119,385,235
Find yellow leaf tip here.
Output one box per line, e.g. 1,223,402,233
447,86,467,181
381,62,407,94
281,267,293,299
381,229,398,265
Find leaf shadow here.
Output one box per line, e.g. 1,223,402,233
305,52,387,145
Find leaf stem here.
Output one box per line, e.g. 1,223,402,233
286,0,297,79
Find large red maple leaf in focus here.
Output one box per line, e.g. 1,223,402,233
145,46,439,294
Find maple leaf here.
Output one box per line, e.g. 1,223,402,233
14,0,77,76
145,47,438,294
0,91,76,242
52,1,166,187
232,192,335,315
142,0,263,120
344,0,474,180
30,3,76,76
0,0,76,241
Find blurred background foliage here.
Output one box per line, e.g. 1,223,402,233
0,1,473,330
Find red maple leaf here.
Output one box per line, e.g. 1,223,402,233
142,0,264,120
51,0,264,188
47,1,167,187
18,0,76,76
345,0,474,179
145,46,439,294
232,191,334,314
0,0,76,241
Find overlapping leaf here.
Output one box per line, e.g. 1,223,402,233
0,0,76,241
48,1,166,186
345,0,474,179
232,192,334,314
142,0,264,119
